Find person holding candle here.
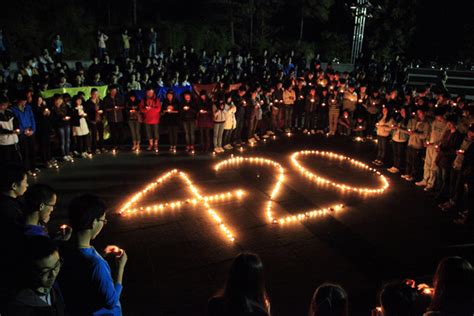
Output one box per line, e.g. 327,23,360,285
316,87,329,134
85,88,105,154
161,90,180,152
270,82,283,134
402,107,431,182
415,109,447,191
32,95,56,169
208,252,270,316
282,81,295,132
294,78,306,129
139,86,161,152
338,110,352,136
424,257,474,316
388,107,410,174
71,95,92,159
213,99,226,153
196,90,214,152
377,281,423,316
247,90,260,144
373,107,394,166
434,115,463,199
231,86,247,146
52,95,73,162
366,89,382,139
304,86,318,134
328,89,341,136
308,283,348,316
180,90,197,152
103,85,125,151
223,94,236,150
0,96,21,165
12,93,38,176
342,85,357,119
125,91,142,151
59,194,127,316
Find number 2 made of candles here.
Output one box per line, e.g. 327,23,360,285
119,150,389,243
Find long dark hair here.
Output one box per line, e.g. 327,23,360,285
429,257,474,315
309,283,348,316
222,252,270,315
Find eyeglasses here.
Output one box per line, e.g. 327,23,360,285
44,202,56,208
37,258,63,277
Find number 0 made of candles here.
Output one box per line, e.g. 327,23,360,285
119,151,389,243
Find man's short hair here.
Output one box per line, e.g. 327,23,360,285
68,194,107,231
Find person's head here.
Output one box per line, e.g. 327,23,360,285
382,107,388,117
145,86,155,99
0,164,28,197
108,85,117,97
0,95,9,111
380,281,421,316
24,236,61,291
183,92,191,102
429,256,474,314
309,283,348,316
72,95,82,107
68,194,107,240
23,184,57,224
90,88,99,99
446,115,458,131
200,90,207,100
416,108,426,121
224,252,268,312
166,90,174,101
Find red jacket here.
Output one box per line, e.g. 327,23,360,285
139,97,161,124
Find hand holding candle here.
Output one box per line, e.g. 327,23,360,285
104,245,125,258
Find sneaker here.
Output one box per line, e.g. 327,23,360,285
95,149,102,154
223,144,232,150
248,138,256,144
27,170,37,177
268,131,275,136
311,129,316,134
254,134,261,140
262,134,269,139
303,129,308,134
400,174,409,179
404,176,413,181
415,181,427,187
81,152,89,158
424,186,434,192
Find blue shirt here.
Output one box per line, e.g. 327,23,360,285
59,246,122,316
11,104,36,134
23,224,49,237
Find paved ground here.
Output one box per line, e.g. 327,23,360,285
37,133,474,315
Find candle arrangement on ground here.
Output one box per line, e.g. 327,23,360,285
291,150,389,194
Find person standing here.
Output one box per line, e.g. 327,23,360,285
139,87,161,152
223,94,236,150
126,92,141,151
32,96,55,169
161,90,180,152
103,85,125,151
282,82,296,132
12,94,38,176
213,99,226,153
180,91,197,152
372,107,394,166
0,96,20,165
148,27,157,58
387,107,410,174
196,90,213,152
51,95,73,162
84,88,105,154
121,30,131,58
402,108,431,182
70,96,91,159
97,31,108,59
52,34,63,62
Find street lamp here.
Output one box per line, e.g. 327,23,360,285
349,0,376,64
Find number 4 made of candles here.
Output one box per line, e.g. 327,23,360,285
119,150,389,243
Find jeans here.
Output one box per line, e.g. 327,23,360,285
247,116,258,139
88,121,104,151
182,121,195,145
168,126,178,146
376,135,389,162
223,129,233,146
406,147,424,180
199,128,212,151
392,141,407,170
109,122,124,148
145,124,159,141
233,114,245,143
37,130,52,163
18,134,36,171
283,106,293,128
422,146,438,188
75,135,90,153
58,126,71,156
213,123,225,148
329,111,339,134
148,43,157,57
128,121,141,142
304,111,317,129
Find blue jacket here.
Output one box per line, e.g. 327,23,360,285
12,104,36,134
59,246,122,316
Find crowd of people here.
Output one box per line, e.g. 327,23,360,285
0,29,474,315
0,165,473,315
